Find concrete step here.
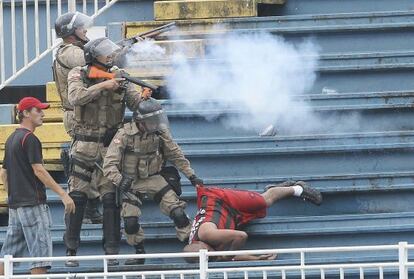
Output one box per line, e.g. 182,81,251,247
117,11,414,54
43,87,414,122
3,97,414,147
3,97,414,157
267,0,414,16
168,63,414,94
45,168,414,224
118,51,414,78
121,59,414,94
153,0,285,21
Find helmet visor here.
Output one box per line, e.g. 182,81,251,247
72,12,93,29
136,110,169,133
94,39,121,58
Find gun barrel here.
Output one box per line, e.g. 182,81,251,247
117,22,176,47
122,74,158,91
139,22,176,38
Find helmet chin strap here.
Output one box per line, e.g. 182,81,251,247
92,60,113,70
74,33,89,45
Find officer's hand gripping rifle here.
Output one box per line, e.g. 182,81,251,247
87,65,158,91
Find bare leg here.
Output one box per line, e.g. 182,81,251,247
261,186,295,207
0,263,4,275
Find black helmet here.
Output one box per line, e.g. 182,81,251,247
133,98,169,133
84,37,120,68
55,12,92,42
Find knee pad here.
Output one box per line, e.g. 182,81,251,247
124,217,140,234
102,192,116,208
170,207,190,228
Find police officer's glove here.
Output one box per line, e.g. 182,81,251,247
189,175,204,187
110,66,126,78
119,176,133,193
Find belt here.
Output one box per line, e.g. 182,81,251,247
74,134,104,143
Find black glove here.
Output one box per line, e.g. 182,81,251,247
189,175,203,187
119,176,133,193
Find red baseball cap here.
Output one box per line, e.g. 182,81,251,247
17,97,50,112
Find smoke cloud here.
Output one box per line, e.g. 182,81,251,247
125,39,168,67
166,32,324,135
125,31,363,135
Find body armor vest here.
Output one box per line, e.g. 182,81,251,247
73,66,126,135
122,131,164,179
52,44,75,110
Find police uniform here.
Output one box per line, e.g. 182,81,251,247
103,121,194,245
53,43,101,214
65,65,142,255
53,43,84,136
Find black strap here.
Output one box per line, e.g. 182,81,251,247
71,171,92,182
124,146,158,157
153,185,173,204
71,157,95,172
54,46,72,70
74,134,104,143
122,198,141,207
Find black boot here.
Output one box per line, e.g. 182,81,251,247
106,253,120,266
64,191,87,267
65,249,79,267
83,197,103,224
102,193,121,266
125,242,146,265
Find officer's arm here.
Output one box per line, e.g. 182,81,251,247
67,67,104,106
159,129,195,178
103,129,127,186
124,83,142,111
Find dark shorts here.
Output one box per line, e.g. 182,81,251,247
0,204,52,269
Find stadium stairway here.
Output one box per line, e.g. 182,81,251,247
1,0,414,277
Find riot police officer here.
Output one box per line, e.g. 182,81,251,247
103,98,203,265
53,12,103,224
65,37,151,267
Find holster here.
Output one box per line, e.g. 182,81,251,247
159,166,182,196
103,128,118,147
60,147,71,181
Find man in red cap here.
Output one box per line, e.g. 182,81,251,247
0,97,75,275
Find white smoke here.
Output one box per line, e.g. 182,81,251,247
166,32,322,134
125,39,168,66
123,32,363,135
